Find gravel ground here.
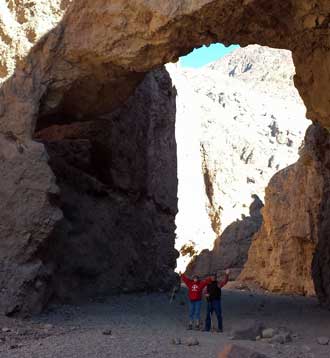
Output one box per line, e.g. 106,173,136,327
0,289,329,358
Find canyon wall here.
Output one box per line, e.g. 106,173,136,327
1,0,330,313
240,124,330,296
0,67,178,315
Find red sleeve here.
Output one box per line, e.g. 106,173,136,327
200,277,212,290
181,274,192,288
218,274,229,288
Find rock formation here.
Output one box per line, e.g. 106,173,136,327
1,0,330,313
240,124,330,297
0,67,178,315
186,195,263,280
170,45,309,272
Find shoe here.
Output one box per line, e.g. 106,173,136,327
194,324,200,330
216,328,223,333
187,324,193,330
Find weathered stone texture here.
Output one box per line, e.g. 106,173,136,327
1,0,330,312
0,67,178,314
186,196,263,280
240,124,330,296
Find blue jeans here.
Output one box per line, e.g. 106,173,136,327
189,300,202,321
205,299,223,331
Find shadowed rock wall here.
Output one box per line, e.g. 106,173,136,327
0,67,178,315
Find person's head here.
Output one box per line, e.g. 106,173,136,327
211,272,217,281
192,275,199,282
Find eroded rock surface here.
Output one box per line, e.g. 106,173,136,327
1,0,330,312
240,124,330,296
0,67,178,314
186,196,263,279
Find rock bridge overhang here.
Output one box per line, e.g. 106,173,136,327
1,0,330,137
1,0,330,314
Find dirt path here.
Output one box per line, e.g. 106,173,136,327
0,289,329,357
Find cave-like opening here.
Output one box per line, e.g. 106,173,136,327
33,69,179,304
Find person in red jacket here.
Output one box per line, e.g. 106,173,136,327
181,273,212,330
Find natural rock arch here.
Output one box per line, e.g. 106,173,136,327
1,0,330,314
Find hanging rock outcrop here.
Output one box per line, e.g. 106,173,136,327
240,124,330,296
1,0,330,312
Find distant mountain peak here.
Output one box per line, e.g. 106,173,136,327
206,44,295,86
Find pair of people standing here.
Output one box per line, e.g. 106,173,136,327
181,270,229,332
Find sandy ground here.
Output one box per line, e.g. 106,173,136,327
0,288,329,358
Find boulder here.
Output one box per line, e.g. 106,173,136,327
271,333,292,345
186,337,199,346
261,328,276,339
317,337,329,345
219,344,269,358
230,320,264,341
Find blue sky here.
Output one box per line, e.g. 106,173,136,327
180,43,239,68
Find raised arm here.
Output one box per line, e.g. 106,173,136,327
218,269,230,288
200,276,212,289
181,273,192,288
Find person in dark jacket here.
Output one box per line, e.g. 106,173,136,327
203,269,230,332
181,273,212,330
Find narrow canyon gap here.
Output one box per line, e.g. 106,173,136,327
1,0,330,314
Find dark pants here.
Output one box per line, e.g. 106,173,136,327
205,299,223,331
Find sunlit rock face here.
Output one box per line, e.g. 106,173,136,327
169,45,310,272
0,0,71,84
240,124,330,297
1,0,330,313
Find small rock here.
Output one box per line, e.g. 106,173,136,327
2,327,11,333
16,328,29,336
43,324,53,330
186,337,199,346
317,336,329,345
171,338,181,345
262,328,276,339
219,344,269,358
9,344,19,350
302,345,312,352
230,320,264,341
256,336,261,341
102,329,112,336
271,332,292,344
